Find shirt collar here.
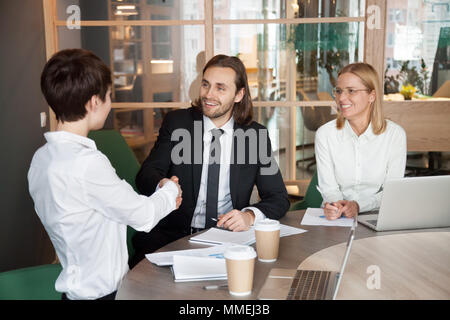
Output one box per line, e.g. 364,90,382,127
342,120,376,142
203,115,234,136
44,131,97,150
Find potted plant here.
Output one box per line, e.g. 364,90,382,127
400,84,416,100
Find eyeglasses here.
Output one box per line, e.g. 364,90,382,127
332,87,370,97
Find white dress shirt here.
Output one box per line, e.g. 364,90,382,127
28,131,178,300
315,119,407,212
191,116,265,228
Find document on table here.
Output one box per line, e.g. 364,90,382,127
171,255,227,282
189,227,255,246
146,244,232,266
189,224,307,246
280,224,308,237
301,208,354,227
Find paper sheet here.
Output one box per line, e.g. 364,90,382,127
279,224,308,237
146,243,232,266
146,224,308,266
189,224,307,246
189,227,255,246
301,208,354,227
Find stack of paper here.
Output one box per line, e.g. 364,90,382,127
189,224,307,246
301,208,354,227
189,227,255,246
146,244,232,266
171,255,227,282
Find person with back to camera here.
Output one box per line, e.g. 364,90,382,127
315,62,407,220
27,49,182,300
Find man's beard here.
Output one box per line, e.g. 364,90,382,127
201,98,234,119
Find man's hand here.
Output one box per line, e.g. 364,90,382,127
216,209,255,232
159,176,182,209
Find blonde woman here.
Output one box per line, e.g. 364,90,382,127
315,62,407,220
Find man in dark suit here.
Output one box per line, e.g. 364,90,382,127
130,54,289,268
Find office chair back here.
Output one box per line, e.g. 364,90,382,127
88,129,140,260
0,264,62,300
289,170,323,211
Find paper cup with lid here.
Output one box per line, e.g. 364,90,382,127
224,245,257,296
254,219,281,262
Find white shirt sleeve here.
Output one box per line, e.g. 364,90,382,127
82,153,178,232
242,206,266,225
315,125,344,204
357,125,407,212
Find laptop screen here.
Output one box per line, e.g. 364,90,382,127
332,221,356,300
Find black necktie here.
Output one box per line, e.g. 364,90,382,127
205,128,224,228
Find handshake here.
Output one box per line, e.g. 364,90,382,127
159,176,182,209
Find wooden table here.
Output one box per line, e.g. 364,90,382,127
299,232,450,299
116,210,450,300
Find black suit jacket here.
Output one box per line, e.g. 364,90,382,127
136,107,289,239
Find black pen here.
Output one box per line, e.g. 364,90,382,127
210,218,230,231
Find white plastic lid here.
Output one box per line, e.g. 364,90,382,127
254,219,280,231
224,245,256,260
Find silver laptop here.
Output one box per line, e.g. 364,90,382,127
257,222,355,300
358,175,450,232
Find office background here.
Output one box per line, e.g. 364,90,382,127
0,0,449,272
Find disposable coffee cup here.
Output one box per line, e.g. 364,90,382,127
254,219,280,262
224,245,256,296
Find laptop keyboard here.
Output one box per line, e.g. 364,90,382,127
287,270,331,300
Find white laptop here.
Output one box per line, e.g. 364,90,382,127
358,175,450,232
257,222,355,300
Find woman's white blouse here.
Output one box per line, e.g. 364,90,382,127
315,119,407,212
28,131,178,299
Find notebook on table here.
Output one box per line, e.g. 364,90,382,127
171,255,227,282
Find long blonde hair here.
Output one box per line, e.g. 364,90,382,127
336,63,386,135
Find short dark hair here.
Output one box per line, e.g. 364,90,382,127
194,54,253,126
40,49,112,122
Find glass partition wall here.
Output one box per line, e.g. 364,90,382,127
44,0,448,191
384,0,450,99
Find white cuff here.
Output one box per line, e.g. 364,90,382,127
242,206,266,225
159,180,178,197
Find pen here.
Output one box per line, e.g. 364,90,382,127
315,185,339,213
203,284,228,290
319,215,344,219
210,217,229,231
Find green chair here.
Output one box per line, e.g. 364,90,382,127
88,129,140,261
289,170,323,211
0,264,62,300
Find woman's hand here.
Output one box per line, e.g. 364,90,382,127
324,200,359,220
323,202,343,220
159,176,182,209
339,200,359,218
